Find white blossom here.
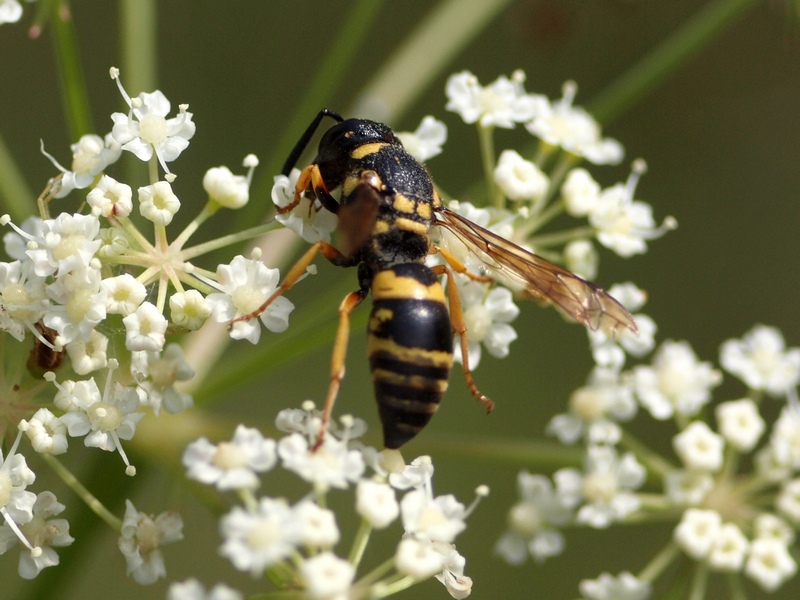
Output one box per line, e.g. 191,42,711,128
66,329,109,374
41,134,122,198
299,551,355,599
218,497,299,575
634,340,721,420
138,181,181,226
493,149,548,201
169,290,212,331
86,174,133,217
356,480,399,529
203,154,258,209
744,538,797,592
674,508,721,560
714,398,765,452
293,500,340,548
183,425,276,491
707,522,749,572
118,499,183,585
396,116,447,162
102,273,146,316
19,408,68,455
277,432,364,491
123,301,167,352
167,579,242,600
110,69,195,177
719,324,800,397
672,421,724,472
446,69,548,129
562,168,601,217
578,571,651,600
526,81,623,165
206,255,295,344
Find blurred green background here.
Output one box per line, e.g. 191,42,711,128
2,0,800,598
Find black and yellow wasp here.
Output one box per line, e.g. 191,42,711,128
235,109,637,450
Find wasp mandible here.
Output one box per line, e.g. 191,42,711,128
235,109,637,450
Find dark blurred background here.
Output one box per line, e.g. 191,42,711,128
1,1,799,598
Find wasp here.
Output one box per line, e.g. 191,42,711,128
235,109,637,449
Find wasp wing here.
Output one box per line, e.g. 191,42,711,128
434,206,637,336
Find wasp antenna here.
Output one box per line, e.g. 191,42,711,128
281,109,345,176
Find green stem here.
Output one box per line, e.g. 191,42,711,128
172,200,220,250
120,0,157,95
688,562,709,600
41,454,122,531
477,124,502,208
639,541,680,583
619,429,676,482
348,518,373,567
589,0,758,124
179,220,282,260
48,0,93,140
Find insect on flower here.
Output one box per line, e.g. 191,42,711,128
234,110,637,450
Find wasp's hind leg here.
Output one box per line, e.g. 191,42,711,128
431,263,495,414
313,288,368,450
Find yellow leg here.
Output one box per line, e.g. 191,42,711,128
433,244,493,284
313,289,367,450
431,263,495,414
230,240,346,326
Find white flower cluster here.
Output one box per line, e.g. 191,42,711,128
0,68,300,585
497,321,800,596
181,405,485,599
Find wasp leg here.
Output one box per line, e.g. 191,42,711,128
431,264,495,414
229,240,350,327
432,244,493,284
278,164,341,216
313,288,368,450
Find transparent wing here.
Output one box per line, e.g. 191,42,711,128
434,206,637,336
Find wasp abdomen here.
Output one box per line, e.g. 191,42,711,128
367,263,453,449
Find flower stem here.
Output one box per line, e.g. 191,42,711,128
41,454,122,531
639,541,680,583
180,220,282,261
348,518,373,568
48,1,93,140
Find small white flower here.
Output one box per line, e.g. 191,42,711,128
86,174,133,218
578,571,651,600
401,489,467,543
131,344,195,414
167,579,242,600
547,366,635,446
493,149,548,201
278,432,364,491
396,115,447,162
753,513,795,545
673,421,724,472
0,491,74,579
26,212,101,277
674,508,721,560
110,70,195,177
0,432,37,528
769,405,800,470
564,239,598,280
96,227,129,258
55,371,144,473
102,273,147,316
388,455,435,490
66,329,109,375
494,471,571,565
744,538,798,592
356,480,399,529
299,552,355,599
435,543,473,599
183,425,276,491
707,522,749,572
123,301,167,352
526,81,623,165
169,290,211,331
562,168,601,217
663,470,713,507
138,181,181,226
395,538,445,579
589,163,675,257
776,478,800,525
219,497,299,575
557,446,645,528
0,0,24,25
294,500,340,548
634,340,721,420
43,266,107,345
206,255,295,344
453,280,519,370
445,69,548,129
118,499,183,585
714,398,765,452
41,134,122,198
272,168,338,244
19,408,68,455
203,154,258,209
0,260,48,341
719,324,800,397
